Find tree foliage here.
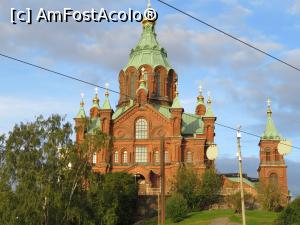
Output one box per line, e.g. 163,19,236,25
257,181,282,212
166,193,188,223
0,115,137,225
275,196,300,225
172,166,222,211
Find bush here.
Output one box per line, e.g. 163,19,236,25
226,191,257,213
275,196,300,225
166,193,188,222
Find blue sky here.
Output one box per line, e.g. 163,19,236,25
0,0,299,195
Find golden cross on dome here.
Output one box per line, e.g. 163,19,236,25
147,0,151,8
94,87,98,95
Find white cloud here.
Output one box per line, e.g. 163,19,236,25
289,0,300,15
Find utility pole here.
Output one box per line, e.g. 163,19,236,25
160,137,166,225
237,126,246,225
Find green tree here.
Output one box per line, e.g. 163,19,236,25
172,166,201,210
172,167,222,211
0,115,107,225
257,182,282,211
166,193,188,223
197,168,223,210
100,172,138,225
275,196,300,225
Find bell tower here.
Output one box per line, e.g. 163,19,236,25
258,98,289,204
117,4,178,108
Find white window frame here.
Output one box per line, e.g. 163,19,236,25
135,118,148,139
135,146,148,163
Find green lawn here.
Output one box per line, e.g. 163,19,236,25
139,210,278,225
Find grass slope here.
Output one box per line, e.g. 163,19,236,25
140,210,278,225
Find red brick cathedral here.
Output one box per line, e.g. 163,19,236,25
74,5,289,202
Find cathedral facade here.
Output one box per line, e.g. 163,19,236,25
74,10,289,202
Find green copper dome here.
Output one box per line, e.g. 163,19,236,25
124,21,171,70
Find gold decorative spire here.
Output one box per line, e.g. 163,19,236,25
197,81,204,104
147,0,151,8
105,83,109,97
92,87,100,108
140,67,146,85
267,97,272,115
204,91,214,117
76,93,86,118
207,91,212,104
80,92,84,107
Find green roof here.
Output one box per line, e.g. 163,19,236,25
102,95,112,110
75,103,86,119
227,177,256,188
124,21,171,70
87,117,101,134
153,104,172,119
112,102,135,120
171,95,182,108
261,110,282,140
181,113,204,135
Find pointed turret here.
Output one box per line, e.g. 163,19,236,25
75,93,87,143
204,92,214,117
261,98,281,140
90,87,100,118
171,82,182,108
195,82,206,116
102,83,112,110
76,93,86,119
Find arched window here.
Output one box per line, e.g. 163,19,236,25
265,148,271,161
123,151,128,163
135,118,148,139
130,73,136,98
186,151,192,163
114,151,118,163
167,73,173,98
165,151,169,163
269,173,278,185
92,152,97,165
155,72,161,95
154,150,160,163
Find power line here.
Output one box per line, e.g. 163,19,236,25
0,52,130,99
156,0,300,73
0,52,299,150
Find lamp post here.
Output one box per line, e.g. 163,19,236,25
237,126,246,225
